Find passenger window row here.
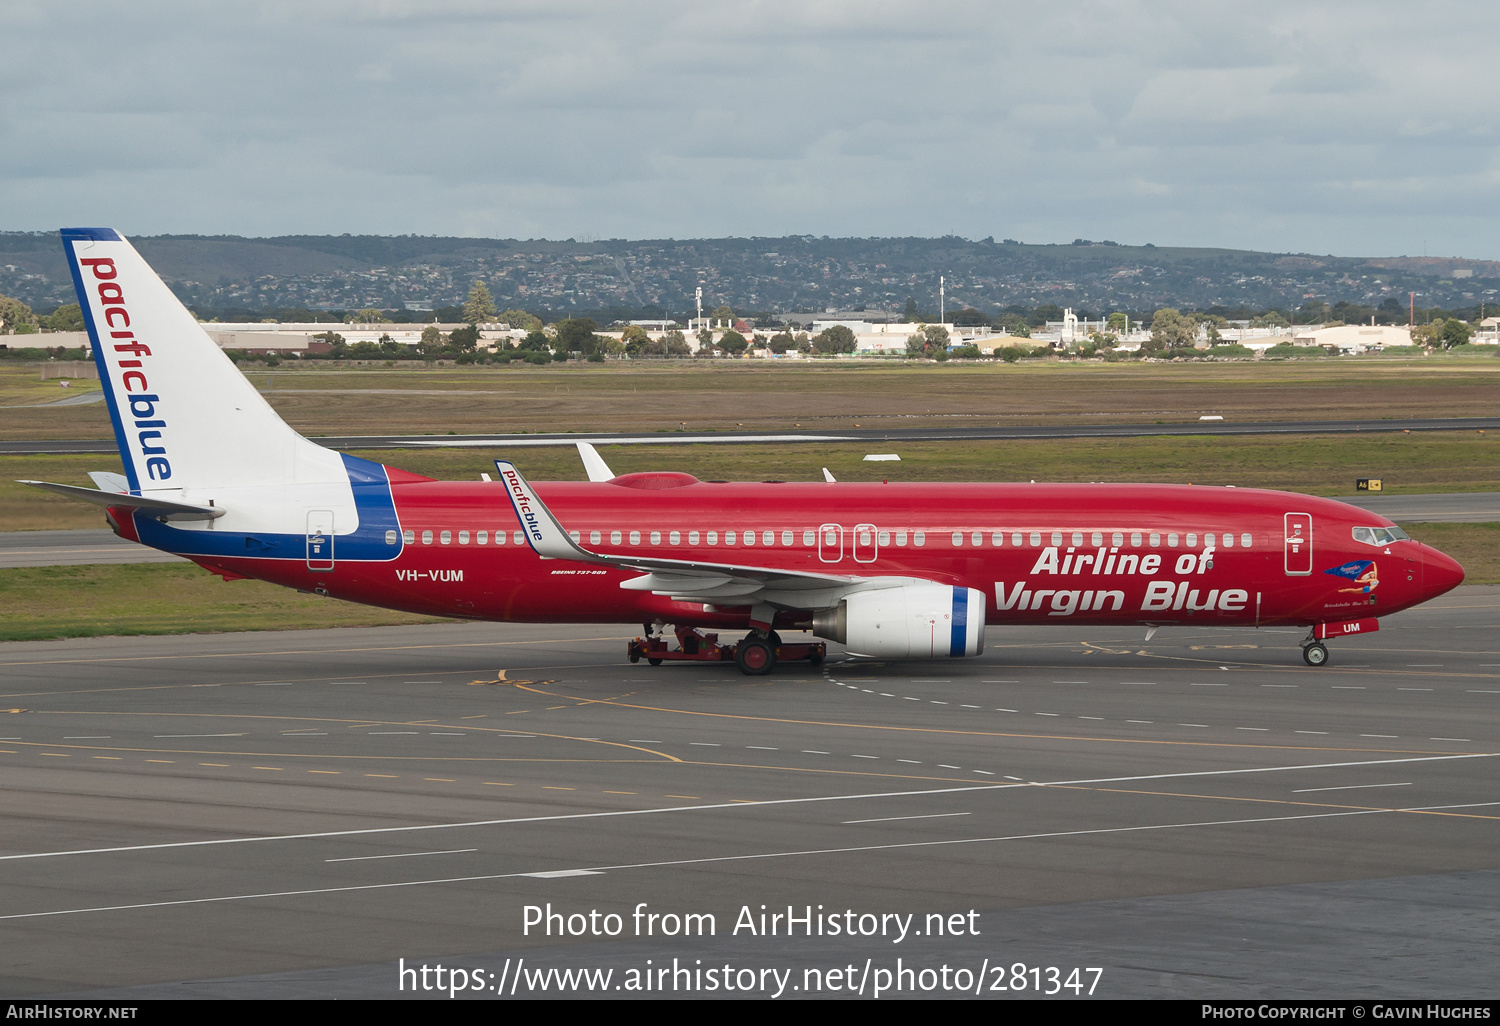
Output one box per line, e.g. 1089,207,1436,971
390,526,1256,549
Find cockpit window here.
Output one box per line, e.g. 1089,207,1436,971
1352,526,1409,546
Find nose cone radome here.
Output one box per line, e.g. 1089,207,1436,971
1422,544,1466,599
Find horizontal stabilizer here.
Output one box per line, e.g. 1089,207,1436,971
19,480,226,521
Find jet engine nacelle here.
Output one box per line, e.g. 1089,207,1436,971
813,584,986,659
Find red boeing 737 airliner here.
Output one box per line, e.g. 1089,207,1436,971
26,228,1465,674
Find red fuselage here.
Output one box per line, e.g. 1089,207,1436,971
171,474,1464,634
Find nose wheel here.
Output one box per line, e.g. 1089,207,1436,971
1302,642,1329,667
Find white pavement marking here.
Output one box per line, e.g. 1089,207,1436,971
4,753,1495,864
843,813,972,824
11,802,1500,922
1292,783,1412,793
325,849,478,862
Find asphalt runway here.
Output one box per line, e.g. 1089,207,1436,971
6,414,1500,454
0,528,188,567
2,492,1492,569
1,588,1496,1000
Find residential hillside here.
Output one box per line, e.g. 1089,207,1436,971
2,232,1494,322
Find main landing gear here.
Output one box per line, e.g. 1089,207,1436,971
735,635,776,675
626,626,826,676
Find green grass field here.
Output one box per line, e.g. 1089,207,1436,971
0,563,450,642
3,355,1499,439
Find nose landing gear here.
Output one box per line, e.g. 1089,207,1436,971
1301,618,1379,667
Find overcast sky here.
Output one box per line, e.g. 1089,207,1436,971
4,1,1498,257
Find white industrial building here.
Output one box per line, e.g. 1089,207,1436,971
1290,324,1415,352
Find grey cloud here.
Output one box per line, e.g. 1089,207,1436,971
3,0,1500,258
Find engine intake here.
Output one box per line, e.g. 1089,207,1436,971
813,584,986,659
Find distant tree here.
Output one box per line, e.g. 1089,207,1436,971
449,324,480,352
1146,308,1195,353
1265,342,1326,359
517,329,551,352
903,297,919,321
43,303,84,331
1090,331,1119,349
620,325,650,355
1409,323,1441,348
695,327,714,352
951,308,990,327
354,308,385,323
417,325,446,358
0,295,36,334
1032,303,1064,326
717,328,749,356
463,281,497,325
712,304,733,325
793,331,811,353
497,308,542,332
1297,300,1331,325
664,329,692,356
814,324,857,354
1440,318,1474,349
906,324,948,357
1206,343,1255,358
1106,312,1128,332
312,330,347,358
767,331,795,354
555,317,599,355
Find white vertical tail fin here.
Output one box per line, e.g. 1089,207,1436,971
61,228,362,538
62,227,347,498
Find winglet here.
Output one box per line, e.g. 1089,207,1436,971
822,467,836,483
576,442,616,482
494,460,596,561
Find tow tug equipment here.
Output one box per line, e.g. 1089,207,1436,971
628,626,826,675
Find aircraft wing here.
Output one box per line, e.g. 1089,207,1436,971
493,460,926,609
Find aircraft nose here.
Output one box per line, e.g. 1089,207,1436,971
1420,544,1465,599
